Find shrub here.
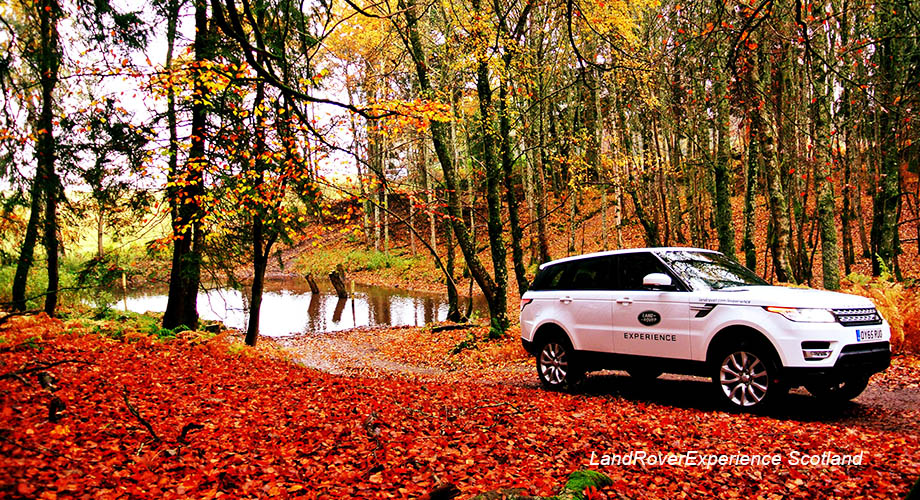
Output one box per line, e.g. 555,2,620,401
842,273,920,353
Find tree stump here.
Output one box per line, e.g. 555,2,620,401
329,265,348,299
304,273,320,294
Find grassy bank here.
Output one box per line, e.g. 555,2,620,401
0,245,171,313
295,246,455,293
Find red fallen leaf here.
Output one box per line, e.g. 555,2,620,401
17,482,36,495
585,485,602,499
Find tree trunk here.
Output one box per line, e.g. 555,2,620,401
616,105,659,246
43,175,60,316
498,70,528,296
96,208,105,257
245,52,268,346
444,216,463,322
756,48,795,282
246,222,268,346
398,0,503,334
471,13,509,336
165,0,180,225
712,70,736,259
419,138,436,254
743,124,758,271
838,1,854,275
36,0,61,316
304,274,320,294
164,0,209,330
11,171,43,312
383,187,389,254
871,5,901,275
601,187,608,251
567,190,577,254
810,17,840,290
533,115,551,263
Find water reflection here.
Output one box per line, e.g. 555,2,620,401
121,278,484,337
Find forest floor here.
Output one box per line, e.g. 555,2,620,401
2,313,919,499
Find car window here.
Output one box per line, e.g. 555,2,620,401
529,257,614,291
613,252,675,290
657,250,767,290
530,263,566,291
564,256,613,290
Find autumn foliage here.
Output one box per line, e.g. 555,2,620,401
1,314,918,499
841,277,920,353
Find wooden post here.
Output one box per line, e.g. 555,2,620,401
121,272,128,312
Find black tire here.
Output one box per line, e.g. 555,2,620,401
711,342,786,410
627,366,663,381
536,336,583,392
806,375,870,403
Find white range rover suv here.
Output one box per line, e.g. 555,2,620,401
519,247,891,409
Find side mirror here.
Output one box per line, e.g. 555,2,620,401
643,273,674,290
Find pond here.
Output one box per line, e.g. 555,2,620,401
118,277,486,337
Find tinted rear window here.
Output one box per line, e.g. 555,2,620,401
530,263,566,290
530,256,613,291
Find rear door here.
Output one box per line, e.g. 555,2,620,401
540,256,616,353
610,252,692,359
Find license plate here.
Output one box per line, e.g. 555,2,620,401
856,329,883,342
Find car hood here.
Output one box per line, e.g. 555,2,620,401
696,286,877,309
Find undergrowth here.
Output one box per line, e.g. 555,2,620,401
298,248,422,276
842,273,920,353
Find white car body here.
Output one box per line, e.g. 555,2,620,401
520,247,891,407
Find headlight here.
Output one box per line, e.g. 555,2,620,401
764,306,836,323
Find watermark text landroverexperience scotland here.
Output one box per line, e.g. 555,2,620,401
587,450,864,468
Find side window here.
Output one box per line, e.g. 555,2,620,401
613,253,673,290
554,257,613,290
530,263,566,291
570,257,613,290
530,258,614,291
549,263,576,290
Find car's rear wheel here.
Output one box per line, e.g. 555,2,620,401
712,343,785,410
537,337,582,391
806,375,870,403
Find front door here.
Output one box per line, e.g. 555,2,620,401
610,253,692,360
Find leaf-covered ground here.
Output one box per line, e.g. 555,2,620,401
2,314,919,499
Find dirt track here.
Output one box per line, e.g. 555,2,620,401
276,328,920,435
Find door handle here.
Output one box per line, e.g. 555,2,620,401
616,298,633,305
559,296,573,304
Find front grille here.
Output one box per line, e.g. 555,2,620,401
832,307,882,326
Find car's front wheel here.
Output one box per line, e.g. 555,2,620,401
712,344,785,410
537,337,582,391
806,375,870,403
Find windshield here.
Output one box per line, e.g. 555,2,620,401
657,250,768,291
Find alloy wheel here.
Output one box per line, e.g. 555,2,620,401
719,351,769,407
